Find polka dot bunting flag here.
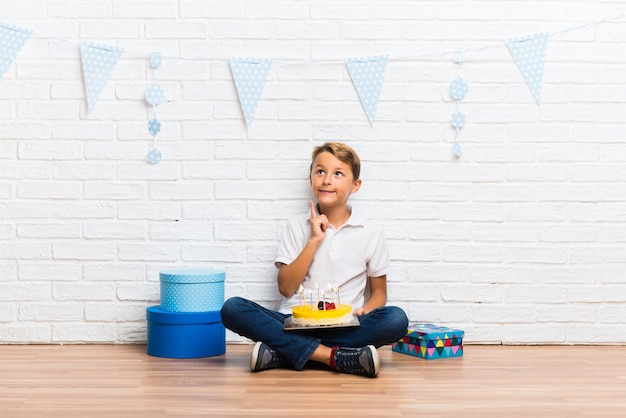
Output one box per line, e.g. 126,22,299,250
506,32,548,105
345,55,388,127
0,21,32,80
80,42,124,113
229,58,272,127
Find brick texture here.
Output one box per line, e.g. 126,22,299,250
1,0,625,344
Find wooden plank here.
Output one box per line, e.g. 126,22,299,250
0,344,624,417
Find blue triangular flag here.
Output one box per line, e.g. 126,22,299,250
345,55,388,127
0,22,32,80
506,32,548,105
80,42,124,113
229,57,272,127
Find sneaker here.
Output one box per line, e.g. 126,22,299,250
250,342,289,372
331,345,380,377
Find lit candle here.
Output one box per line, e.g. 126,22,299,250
299,284,304,308
309,289,313,310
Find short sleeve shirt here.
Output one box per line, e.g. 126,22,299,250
275,206,389,314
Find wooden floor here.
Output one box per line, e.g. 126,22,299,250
0,344,625,417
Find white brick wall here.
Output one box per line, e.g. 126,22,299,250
1,0,625,344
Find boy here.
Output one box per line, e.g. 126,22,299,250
220,142,408,377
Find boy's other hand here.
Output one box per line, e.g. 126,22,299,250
353,307,366,316
309,200,329,241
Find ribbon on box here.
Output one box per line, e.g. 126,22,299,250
0,21,33,80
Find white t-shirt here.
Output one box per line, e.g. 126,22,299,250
275,206,389,314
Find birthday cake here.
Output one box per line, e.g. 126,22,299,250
291,284,353,327
291,302,354,327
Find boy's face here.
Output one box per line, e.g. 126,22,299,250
309,151,361,211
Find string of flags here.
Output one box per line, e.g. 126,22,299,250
0,15,623,160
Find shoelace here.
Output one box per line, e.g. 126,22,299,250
334,349,366,372
262,349,287,369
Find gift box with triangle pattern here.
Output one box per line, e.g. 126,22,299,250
392,323,464,360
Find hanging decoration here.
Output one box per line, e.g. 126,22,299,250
345,55,388,127
0,14,622,150
0,21,32,80
80,42,124,113
229,57,272,127
506,32,549,105
145,52,164,164
449,49,468,158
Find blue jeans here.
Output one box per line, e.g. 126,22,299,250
220,296,409,370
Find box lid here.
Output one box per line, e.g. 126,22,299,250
404,323,464,344
160,269,225,284
146,306,222,324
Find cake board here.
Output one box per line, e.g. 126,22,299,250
283,316,360,331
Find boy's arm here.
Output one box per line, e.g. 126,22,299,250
355,275,388,316
277,201,328,298
276,238,321,297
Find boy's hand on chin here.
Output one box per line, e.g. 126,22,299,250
309,200,329,240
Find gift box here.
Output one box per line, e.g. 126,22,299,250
392,323,464,360
146,306,225,358
159,269,225,312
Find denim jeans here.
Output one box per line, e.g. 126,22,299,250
220,296,409,370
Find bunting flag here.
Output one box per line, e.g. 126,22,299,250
506,32,549,105
229,57,272,127
0,22,32,80
80,42,124,113
345,55,388,127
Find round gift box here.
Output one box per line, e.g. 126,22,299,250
146,306,225,358
159,269,225,312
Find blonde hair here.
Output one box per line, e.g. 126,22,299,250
310,142,361,180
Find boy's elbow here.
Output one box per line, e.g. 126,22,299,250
278,284,295,298
277,268,299,298
277,278,296,298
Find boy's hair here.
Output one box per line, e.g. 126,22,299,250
310,142,361,180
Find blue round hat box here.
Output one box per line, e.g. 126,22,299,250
159,269,225,312
146,306,226,358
